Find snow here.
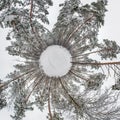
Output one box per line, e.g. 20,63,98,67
4,15,16,23
72,12,79,19
39,45,72,77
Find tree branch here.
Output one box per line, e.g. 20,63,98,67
0,69,35,89
64,15,94,45
48,80,53,120
25,76,44,103
72,48,113,58
70,70,89,81
30,0,34,32
30,0,33,22
59,78,81,109
72,61,120,66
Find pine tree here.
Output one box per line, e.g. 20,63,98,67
0,0,120,120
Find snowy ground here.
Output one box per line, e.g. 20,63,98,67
40,45,72,77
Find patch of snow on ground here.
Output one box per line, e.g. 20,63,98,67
39,45,72,77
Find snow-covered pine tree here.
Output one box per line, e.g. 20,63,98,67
0,0,120,120
0,79,7,109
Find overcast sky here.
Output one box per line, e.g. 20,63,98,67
0,0,120,119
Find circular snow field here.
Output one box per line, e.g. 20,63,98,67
39,45,72,77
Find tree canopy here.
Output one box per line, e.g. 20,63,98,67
0,0,120,120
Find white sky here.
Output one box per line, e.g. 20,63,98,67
0,0,120,119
